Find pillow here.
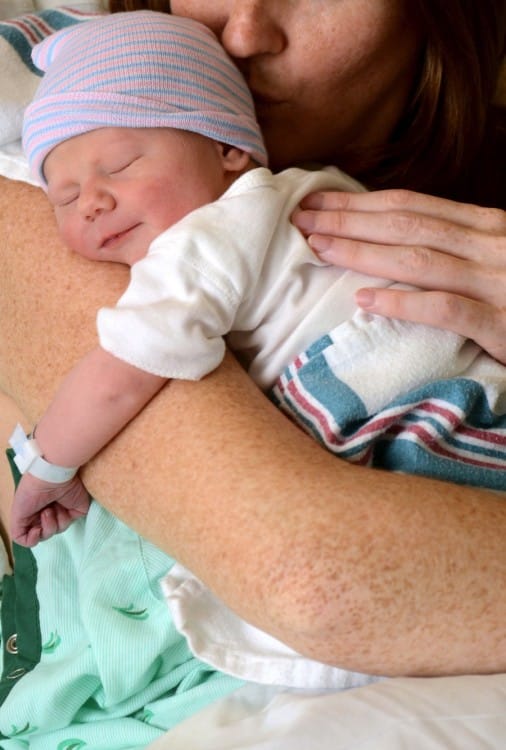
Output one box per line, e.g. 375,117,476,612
0,2,35,20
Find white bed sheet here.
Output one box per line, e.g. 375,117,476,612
0,139,37,184
160,563,506,748
147,675,506,750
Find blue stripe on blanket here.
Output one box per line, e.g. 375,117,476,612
373,379,506,490
271,351,367,447
272,350,506,491
0,8,98,74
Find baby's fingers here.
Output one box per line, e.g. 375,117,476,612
11,513,43,547
39,506,59,542
18,525,43,548
39,505,81,541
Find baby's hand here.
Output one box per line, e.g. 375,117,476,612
11,472,91,547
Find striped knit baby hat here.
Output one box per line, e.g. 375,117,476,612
22,10,267,186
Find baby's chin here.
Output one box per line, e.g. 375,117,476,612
98,224,147,266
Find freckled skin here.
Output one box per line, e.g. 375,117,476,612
170,0,422,171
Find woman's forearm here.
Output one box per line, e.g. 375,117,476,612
82,354,506,677
1,177,505,676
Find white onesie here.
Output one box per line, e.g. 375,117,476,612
97,165,392,390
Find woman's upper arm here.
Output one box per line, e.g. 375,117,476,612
0,177,130,407
1,175,505,677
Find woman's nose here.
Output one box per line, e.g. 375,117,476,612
220,2,287,58
78,183,115,221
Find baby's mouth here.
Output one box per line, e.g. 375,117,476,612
101,224,140,249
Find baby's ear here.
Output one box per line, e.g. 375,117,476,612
218,143,252,173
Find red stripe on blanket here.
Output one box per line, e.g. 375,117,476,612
284,379,506,470
386,421,506,470
9,18,41,44
414,400,506,446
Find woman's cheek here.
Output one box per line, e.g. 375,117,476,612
169,1,218,26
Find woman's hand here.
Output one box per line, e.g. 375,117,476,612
292,189,506,364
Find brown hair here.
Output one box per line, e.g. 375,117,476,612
365,0,506,203
109,0,505,204
109,0,171,11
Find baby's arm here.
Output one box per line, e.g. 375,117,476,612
11,346,166,546
35,345,167,467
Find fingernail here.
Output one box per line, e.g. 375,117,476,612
291,209,312,230
299,192,325,209
355,289,376,309
307,234,332,252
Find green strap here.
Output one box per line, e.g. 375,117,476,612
0,450,41,713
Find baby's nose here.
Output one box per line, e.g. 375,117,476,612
79,185,115,220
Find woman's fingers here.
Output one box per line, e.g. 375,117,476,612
305,234,500,303
299,189,506,235
292,188,506,363
293,204,505,264
355,287,506,365
292,188,506,304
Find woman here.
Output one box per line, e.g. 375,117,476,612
1,0,505,680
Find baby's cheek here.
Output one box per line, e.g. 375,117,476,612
59,219,96,260
55,214,75,249
141,180,197,229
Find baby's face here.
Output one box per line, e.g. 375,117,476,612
44,127,249,265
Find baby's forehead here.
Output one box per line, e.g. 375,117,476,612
42,126,208,183
45,128,139,166
42,128,122,183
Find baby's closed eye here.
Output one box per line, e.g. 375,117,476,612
108,152,141,175
48,188,79,207
59,192,79,206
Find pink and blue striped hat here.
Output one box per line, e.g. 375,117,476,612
22,10,267,186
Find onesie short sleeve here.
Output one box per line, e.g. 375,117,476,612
96,169,286,380
97,235,241,379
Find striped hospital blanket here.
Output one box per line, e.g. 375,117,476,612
0,6,98,146
272,313,506,491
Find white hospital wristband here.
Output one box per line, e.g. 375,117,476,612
9,423,78,483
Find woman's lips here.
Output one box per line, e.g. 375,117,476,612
253,93,290,122
253,91,287,107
